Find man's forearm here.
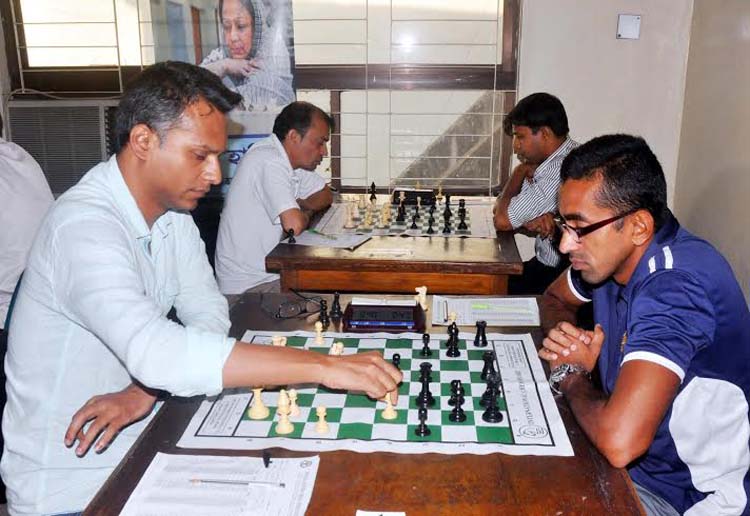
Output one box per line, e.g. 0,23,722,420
494,166,528,230
298,187,332,212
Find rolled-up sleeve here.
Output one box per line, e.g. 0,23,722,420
52,217,235,397
257,163,298,223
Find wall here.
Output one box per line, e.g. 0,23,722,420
516,0,693,206
674,0,750,302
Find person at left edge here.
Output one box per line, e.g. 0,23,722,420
0,61,401,516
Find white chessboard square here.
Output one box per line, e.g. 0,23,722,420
235,419,273,436
441,425,480,443
340,407,377,425
447,371,472,384
308,337,334,347
358,338,387,349
311,392,347,408
371,423,408,441
301,422,340,439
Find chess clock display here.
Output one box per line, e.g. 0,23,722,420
342,303,426,333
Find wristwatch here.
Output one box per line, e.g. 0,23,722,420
549,363,590,396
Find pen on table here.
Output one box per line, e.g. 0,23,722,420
307,228,336,240
190,478,286,488
443,300,449,322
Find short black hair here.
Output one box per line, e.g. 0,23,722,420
560,134,669,230
113,61,242,154
272,101,335,142
503,92,569,138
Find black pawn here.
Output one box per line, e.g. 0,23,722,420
448,379,460,406
481,350,496,380
449,383,467,422
369,181,377,202
442,221,451,234
396,204,405,223
392,353,401,370
474,320,488,347
481,372,499,407
414,205,420,220
319,299,330,327
429,204,436,215
415,406,431,437
410,215,418,230
420,333,433,356
286,228,296,243
458,198,466,209
426,218,435,234
330,292,343,319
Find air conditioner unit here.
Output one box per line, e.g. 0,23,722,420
6,99,119,195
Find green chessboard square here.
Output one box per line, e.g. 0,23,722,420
398,382,409,395
440,382,473,396
295,393,315,407
269,420,304,438
345,393,377,408
338,423,373,440
338,338,359,348
440,360,469,371
306,406,342,423
467,349,488,361
409,397,441,410
470,371,485,384
308,346,330,355
375,407,408,425
286,336,307,348
476,425,514,444
410,370,440,383
440,409,476,426
407,424,442,442
385,338,413,349
391,357,411,371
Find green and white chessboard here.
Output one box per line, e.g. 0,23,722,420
177,331,573,456
313,202,498,239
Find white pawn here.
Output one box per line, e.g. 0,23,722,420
448,311,458,324
381,392,397,420
247,387,270,420
275,389,294,435
314,321,324,344
288,388,300,417
271,335,286,347
358,194,367,210
315,406,329,434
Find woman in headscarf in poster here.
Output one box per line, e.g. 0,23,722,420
201,0,296,111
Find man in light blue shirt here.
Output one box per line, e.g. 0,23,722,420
0,61,401,515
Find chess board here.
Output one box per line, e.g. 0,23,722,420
349,204,472,236
178,331,573,456
313,201,498,239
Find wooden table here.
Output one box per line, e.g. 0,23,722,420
266,232,522,295
85,294,643,515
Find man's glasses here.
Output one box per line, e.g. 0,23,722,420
553,208,637,244
261,293,322,319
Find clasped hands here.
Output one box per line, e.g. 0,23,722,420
538,321,605,373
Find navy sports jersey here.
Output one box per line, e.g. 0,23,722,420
569,212,750,515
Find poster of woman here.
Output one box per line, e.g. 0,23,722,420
200,0,296,111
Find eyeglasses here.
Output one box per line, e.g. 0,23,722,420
553,208,637,243
260,293,322,319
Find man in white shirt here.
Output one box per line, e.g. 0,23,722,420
215,101,333,296
0,113,54,505
0,62,400,516
493,93,578,295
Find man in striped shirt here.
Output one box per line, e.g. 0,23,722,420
493,93,578,294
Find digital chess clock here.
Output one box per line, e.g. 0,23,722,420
343,303,426,333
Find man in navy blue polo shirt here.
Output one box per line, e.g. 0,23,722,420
539,134,750,515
